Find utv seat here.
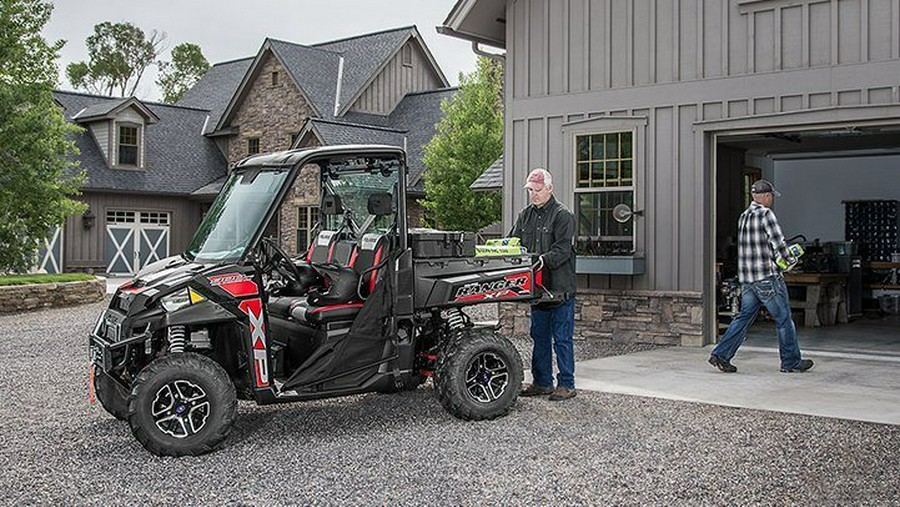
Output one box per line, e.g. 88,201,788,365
286,233,389,326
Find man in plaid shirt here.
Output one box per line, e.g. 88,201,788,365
709,180,814,373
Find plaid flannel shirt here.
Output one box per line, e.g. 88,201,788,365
737,202,793,283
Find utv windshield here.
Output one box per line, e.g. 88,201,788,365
322,159,400,235
186,168,290,263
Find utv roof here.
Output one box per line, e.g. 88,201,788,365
232,144,407,169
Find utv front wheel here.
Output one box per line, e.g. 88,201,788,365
93,367,129,420
127,353,236,457
435,330,523,421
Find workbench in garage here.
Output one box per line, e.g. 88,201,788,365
783,272,848,327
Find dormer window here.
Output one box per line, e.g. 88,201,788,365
117,124,140,167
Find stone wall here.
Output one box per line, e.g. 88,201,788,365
0,278,105,315
500,289,704,347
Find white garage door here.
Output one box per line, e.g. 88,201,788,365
106,210,170,275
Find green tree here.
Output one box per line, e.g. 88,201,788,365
157,42,209,103
0,0,85,272
66,21,165,97
421,57,503,232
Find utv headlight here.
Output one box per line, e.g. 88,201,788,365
160,288,205,312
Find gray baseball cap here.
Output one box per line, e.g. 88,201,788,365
750,179,781,196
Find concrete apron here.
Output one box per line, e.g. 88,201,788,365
566,346,900,426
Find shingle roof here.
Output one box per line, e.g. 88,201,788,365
381,88,456,188
177,57,253,134
306,118,406,147
267,39,342,119
55,91,227,195
71,98,130,120
312,26,416,116
470,155,503,191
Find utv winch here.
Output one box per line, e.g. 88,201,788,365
89,145,547,456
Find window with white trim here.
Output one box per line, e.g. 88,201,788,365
117,124,140,166
574,131,635,255
297,206,320,254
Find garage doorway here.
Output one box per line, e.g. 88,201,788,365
714,126,900,354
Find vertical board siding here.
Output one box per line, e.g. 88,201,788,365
505,0,900,292
64,192,202,269
349,41,442,115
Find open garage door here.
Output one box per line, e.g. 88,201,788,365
715,126,900,355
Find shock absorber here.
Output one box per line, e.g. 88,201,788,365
167,325,187,354
444,308,469,337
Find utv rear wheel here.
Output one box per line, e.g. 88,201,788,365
435,330,523,421
127,353,236,457
93,367,129,420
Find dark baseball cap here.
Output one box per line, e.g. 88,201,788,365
750,179,781,196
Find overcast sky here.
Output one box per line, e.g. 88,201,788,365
42,0,476,102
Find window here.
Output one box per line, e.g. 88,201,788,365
297,206,320,254
118,125,139,166
106,210,136,224
248,137,260,155
574,132,635,255
271,71,279,87
401,45,413,67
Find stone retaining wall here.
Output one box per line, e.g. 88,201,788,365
0,278,106,315
500,289,705,347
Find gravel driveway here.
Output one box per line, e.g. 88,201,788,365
1,301,898,505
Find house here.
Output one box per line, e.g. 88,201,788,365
178,25,452,256
49,26,456,276
442,0,900,346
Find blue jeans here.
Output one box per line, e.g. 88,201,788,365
712,275,803,371
530,296,576,389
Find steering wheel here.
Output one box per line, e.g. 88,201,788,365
259,238,303,285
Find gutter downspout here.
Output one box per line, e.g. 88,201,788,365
471,41,505,63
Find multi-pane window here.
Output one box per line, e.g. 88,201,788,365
106,210,136,224
248,137,260,155
574,132,635,255
118,125,139,166
297,206,320,254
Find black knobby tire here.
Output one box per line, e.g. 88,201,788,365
127,353,237,457
435,329,524,421
93,367,129,420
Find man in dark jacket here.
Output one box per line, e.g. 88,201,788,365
511,168,577,401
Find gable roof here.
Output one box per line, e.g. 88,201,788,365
312,26,449,116
177,57,253,135
205,26,449,135
72,96,160,124
470,155,503,191
55,90,227,195
299,118,406,147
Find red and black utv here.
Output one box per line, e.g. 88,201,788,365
89,145,545,456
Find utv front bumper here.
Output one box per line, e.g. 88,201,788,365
89,309,152,372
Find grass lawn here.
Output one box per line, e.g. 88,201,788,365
0,273,95,287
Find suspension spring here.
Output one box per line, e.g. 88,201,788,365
167,325,187,354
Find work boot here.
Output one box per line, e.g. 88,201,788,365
781,359,814,373
548,387,576,401
520,384,554,397
708,355,737,373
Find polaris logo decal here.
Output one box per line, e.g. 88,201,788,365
238,298,269,388
208,273,258,298
453,273,532,302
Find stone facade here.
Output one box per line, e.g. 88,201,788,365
225,52,319,256
0,278,105,315
500,289,704,347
